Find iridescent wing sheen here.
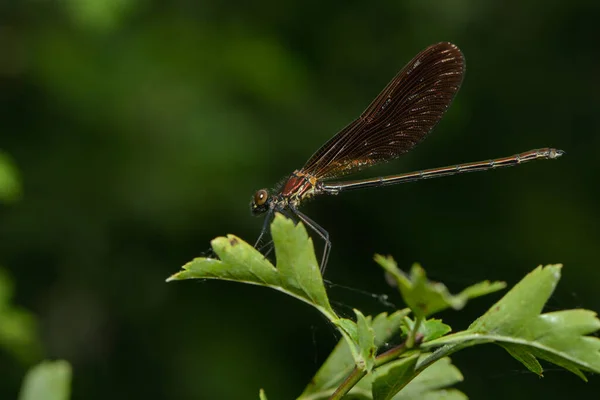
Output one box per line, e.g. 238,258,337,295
301,42,465,180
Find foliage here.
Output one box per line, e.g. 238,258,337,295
0,150,21,203
0,155,73,399
18,360,72,400
3,0,596,398
169,215,600,399
0,269,41,364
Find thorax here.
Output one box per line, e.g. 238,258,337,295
279,170,319,207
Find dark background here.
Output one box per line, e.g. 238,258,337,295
1,0,599,399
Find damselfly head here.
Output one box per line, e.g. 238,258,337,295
251,188,271,215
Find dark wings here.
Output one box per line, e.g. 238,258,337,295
302,42,465,180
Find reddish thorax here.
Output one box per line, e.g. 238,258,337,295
281,171,319,203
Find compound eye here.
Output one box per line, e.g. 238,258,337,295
254,189,268,206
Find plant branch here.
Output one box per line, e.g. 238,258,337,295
328,334,424,399
328,364,367,400
406,316,423,348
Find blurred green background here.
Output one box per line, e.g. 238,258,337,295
1,0,599,399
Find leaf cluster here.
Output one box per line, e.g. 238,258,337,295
168,214,600,399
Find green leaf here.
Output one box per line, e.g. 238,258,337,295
371,310,410,347
372,354,419,400
371,355,465,400
168,213,337,320
393,356,466,400
356,310,377,372
300,339,354,398
0,268,42,363
62,0,138,33
500,343,543,376
301,310,409,398
375,256,505,318
0,150,21,203
402,318,452,343
19,360,72,400
169,214,376,374
271,214,333,317
423,265,600,381
468,264,600,380
259,388,268,400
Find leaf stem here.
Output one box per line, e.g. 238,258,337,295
406,316,423,348
328,364,367,400
329,335,423,399
375,335,413,366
